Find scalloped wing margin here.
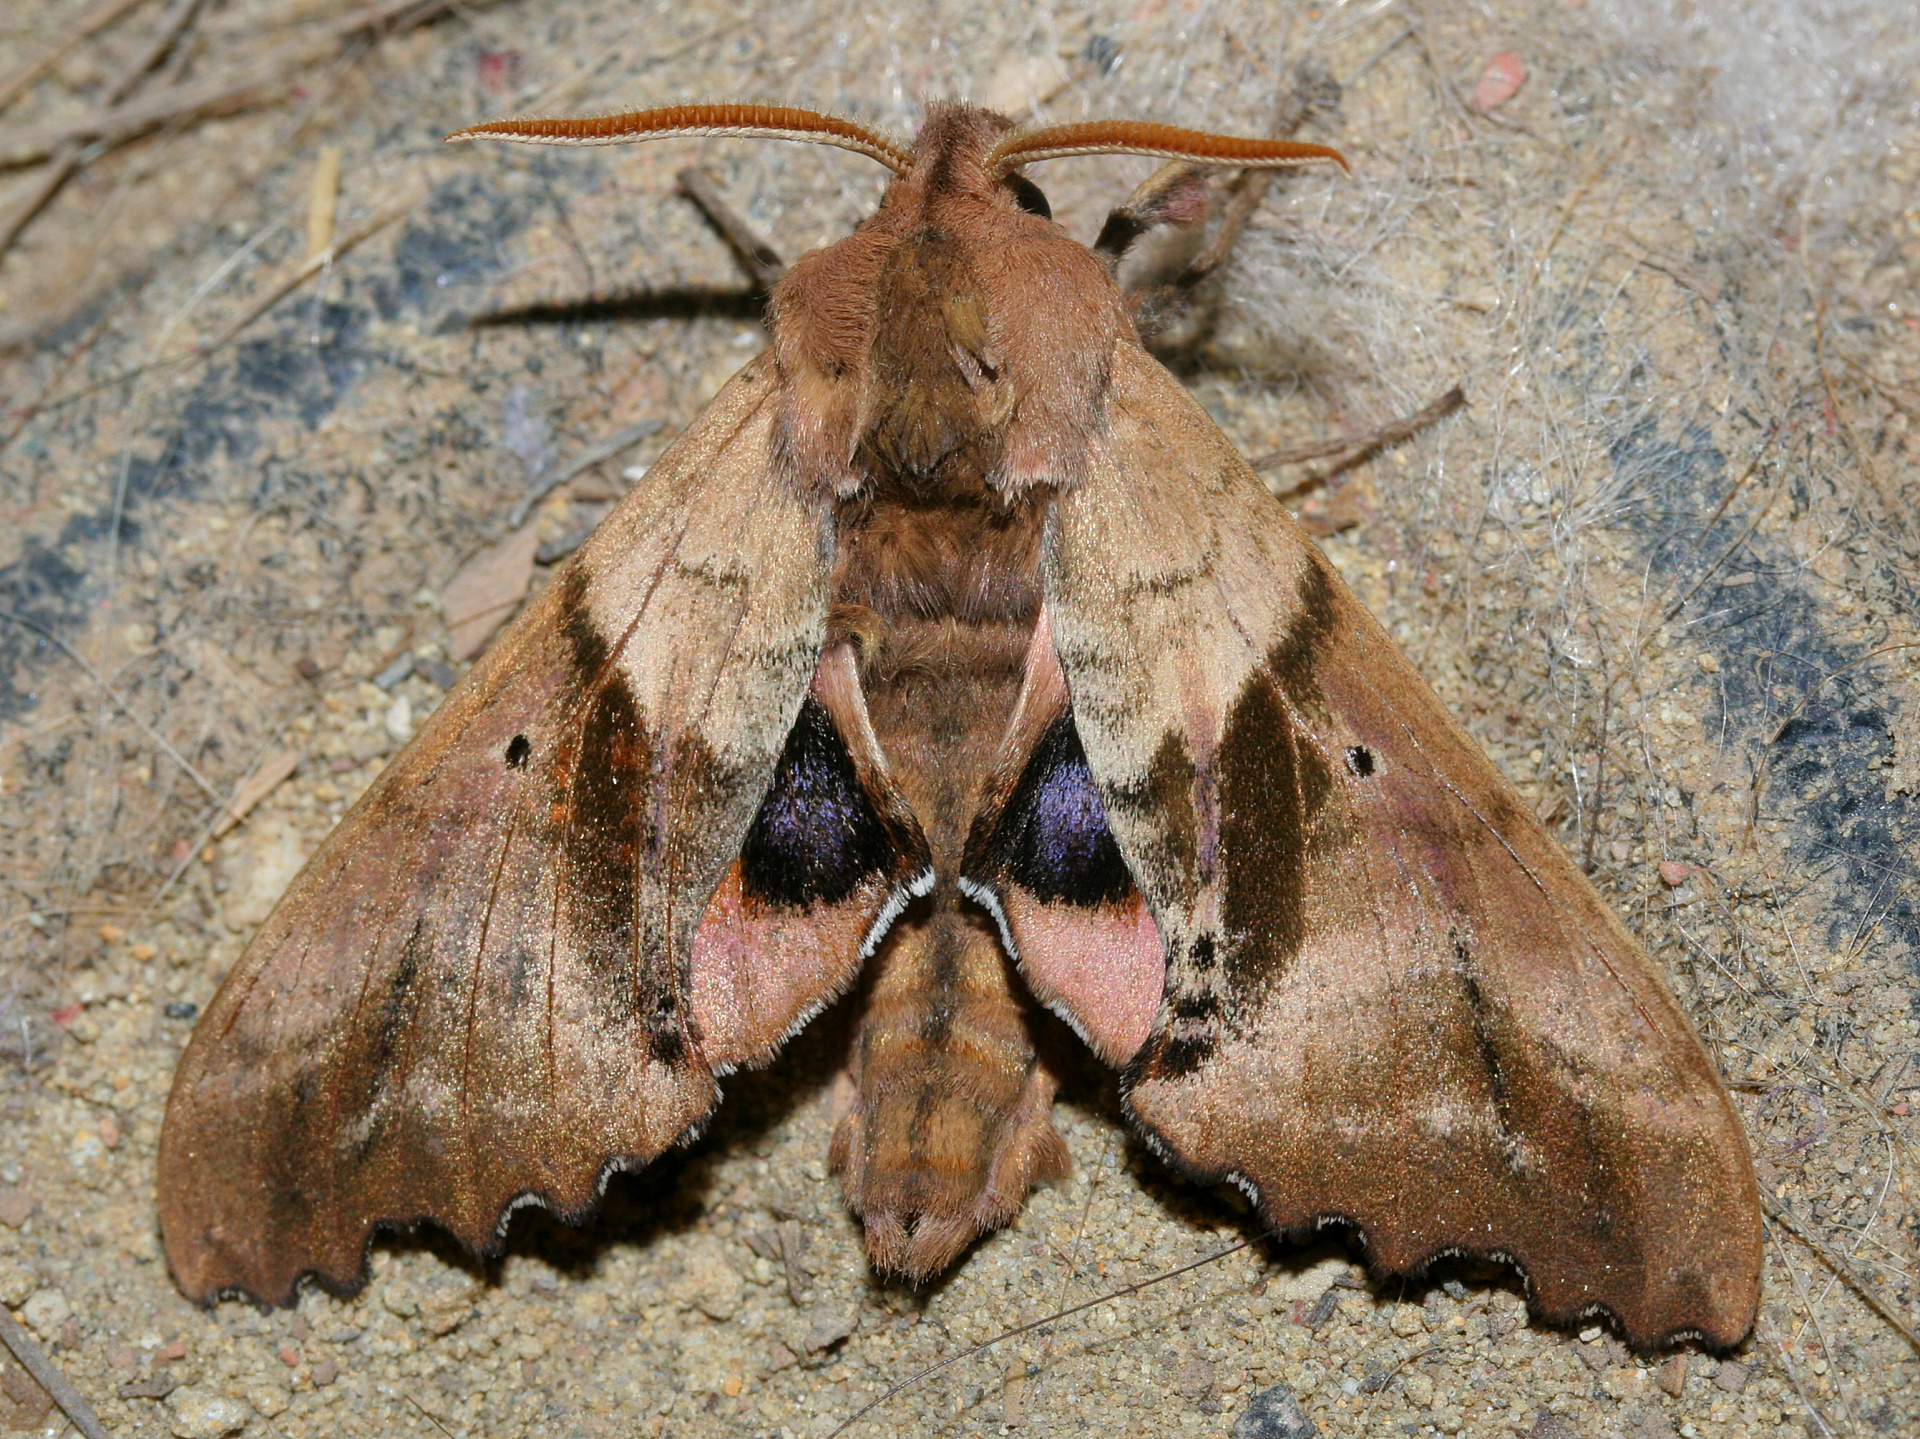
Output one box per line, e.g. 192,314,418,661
158,359,924,1304
1025,340,1762,1350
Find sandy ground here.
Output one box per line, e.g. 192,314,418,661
0,1,1917,1436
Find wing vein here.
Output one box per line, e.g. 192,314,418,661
459,808,522,1138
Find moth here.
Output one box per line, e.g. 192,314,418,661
159,101,1762,1350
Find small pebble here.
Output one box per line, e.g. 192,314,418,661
1658,860,1691,886
804,1302,857,1353
1234,1383,1316,1439
372,654,414,690
384,694,414,743
1713,1360,1749,1393
0,1187,34,1228
1658,1353,1688,1396
22,1288,71,1337
167,1386,250,1438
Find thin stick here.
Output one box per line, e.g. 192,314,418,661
1251,385,1466,473
404,1392,456,1437
1768,1165,1919,1355
0,609,221,804
677,165,784,290
19,194,413,417
1656,418,1787,623
0,0,452,164
507,419,666,529
0,0,206,261
0,0,152,115
827,1239,1253,1437
199,194,414,352
0,1304,114,1439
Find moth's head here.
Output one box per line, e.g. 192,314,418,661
444,101,1348,224
445,104,1348,499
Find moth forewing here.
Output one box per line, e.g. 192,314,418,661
1039,344,1762,1349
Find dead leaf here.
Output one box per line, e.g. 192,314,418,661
210,747,302,839
442,522,541,661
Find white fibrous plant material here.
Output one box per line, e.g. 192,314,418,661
1592,0,1920,250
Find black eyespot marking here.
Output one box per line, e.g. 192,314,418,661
739,697,895,908
1345,745,1375,778
974,713,1135,906
505,734,531,768
1007,174,1052,220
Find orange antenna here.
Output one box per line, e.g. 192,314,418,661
985,120,1347,178
447,103,913,176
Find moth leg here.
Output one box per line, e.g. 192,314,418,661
1118,60,1342,343
677,165,785,292
1091,160,1213,271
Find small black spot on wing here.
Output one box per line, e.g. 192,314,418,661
505,734,531,768
649,1029,688,1068
1345,745,1374,777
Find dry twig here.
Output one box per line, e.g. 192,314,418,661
1251,385,1466,475
0,0,151,115
0,1304,113,1439
0,0,454,165
0,0,207,261
677,165,784,291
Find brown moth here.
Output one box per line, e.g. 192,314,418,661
158,102,1762,1350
